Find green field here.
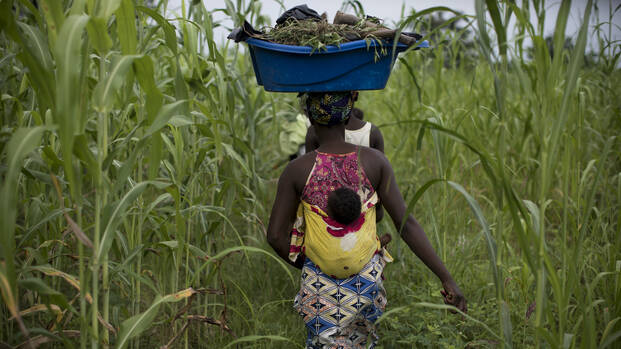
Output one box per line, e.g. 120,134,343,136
1,0,620,348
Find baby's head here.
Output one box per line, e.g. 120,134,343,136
327,187,361,225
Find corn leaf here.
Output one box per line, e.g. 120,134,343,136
447,180,510,345
550,0,571,78
0,266,20,326
9,304,62,320
115,0,137,54
97,181,171,261
92,54,142,113
145,100,187,136
545,0,593,192
95,0,122,20
0,4,56,113
28,266,82,293
17,22,53,71
484,0,506,56
0,126,45,301
133,55,163,121
115,288,198,349
53,14,89,200
38,0,64,46
222,335,302,349
191,246,295,286
136,6,177,55
86,16,112,54
72,134,99,181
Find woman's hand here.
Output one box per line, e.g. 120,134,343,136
441,279,467,314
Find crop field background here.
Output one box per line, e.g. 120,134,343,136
0,0,620,348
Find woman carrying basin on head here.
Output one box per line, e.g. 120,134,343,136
267,91,466,348
305,90,387,223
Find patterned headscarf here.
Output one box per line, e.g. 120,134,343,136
300,92,354,126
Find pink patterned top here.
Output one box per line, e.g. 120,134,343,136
301,150,375,211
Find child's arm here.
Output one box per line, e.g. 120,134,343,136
370,124,385,153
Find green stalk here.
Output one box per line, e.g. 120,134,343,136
184,95,196,349
78,201,87,349
497,122,508,346
136,206,143,349
93,50,109,345
134,98,145,349
534,150,547,349
183,163,192,349
497,49,509,349
560,133,570,346
94,106,109,346
441,182,447,262
91,113,103,349
179,4,191,348
101,122,110,346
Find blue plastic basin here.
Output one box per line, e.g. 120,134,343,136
245,38,427,92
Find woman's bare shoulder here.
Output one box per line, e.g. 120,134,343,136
359,146,387,161
358,147,389,187
282,151,317,192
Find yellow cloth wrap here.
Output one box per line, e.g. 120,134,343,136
288,203,306,261
302,200,380,279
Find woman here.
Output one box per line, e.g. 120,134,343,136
267,92,466,348
305,91,385,153
305,91,387,223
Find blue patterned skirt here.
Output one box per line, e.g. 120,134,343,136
294,253,388,349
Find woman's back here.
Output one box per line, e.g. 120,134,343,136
301,150,374,211
289,145,385,201
291,147,384,278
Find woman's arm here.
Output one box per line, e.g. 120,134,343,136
369,125,385,222
376,154,467,312
266,162,304,269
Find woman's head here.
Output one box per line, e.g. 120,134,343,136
300,91,354,126
327,187,361,225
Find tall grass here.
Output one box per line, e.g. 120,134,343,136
0,0,619,348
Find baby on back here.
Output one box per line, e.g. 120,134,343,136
327,187,391,247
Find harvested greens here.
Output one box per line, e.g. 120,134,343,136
228,6,423,51
260,17,379,48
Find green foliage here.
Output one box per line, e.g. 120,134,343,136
261,18,376,48
115,288,197,349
